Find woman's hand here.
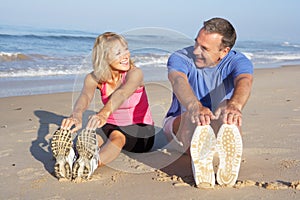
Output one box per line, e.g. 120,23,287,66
61,113,82,133
86,113,107,130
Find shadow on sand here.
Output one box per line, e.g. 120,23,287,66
31,109,192,183
30,110,65,175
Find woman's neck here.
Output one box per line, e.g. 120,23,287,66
109,70,122,84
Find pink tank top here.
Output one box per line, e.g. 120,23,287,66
98,72,154,126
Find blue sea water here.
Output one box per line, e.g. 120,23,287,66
1,25,300,98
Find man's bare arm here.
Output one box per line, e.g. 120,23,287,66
168,70,215,125
215,73,253,126
229,73,253,110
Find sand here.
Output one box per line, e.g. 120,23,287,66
0,66,300,199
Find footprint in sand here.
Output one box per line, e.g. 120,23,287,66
153,169,193,187
39,196,66,200
291,181,300,190
280,159,300,169
107,153,155,174
0,149,13,158
17,168,45,181
235,180,290,190
153,169,300,190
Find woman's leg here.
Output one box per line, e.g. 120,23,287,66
97,130,126,166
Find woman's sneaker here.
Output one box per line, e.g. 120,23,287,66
216,124,243,187
190,125,216,189
72,129,99,182
51,129,75,181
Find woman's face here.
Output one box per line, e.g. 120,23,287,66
109,41,130,72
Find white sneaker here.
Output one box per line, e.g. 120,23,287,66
51,129,75,181
190,125,216,188
216,124,243,187
72,129,99,182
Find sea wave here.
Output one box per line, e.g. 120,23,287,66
241,51,300,67
0,52,66,62
271,54,300,61
249,52,300,61
0,53,168,78
132,54,169,68
0,33,95,41
242,52,253,60
0,66,89,78
0,52,32,62
281,41,300,48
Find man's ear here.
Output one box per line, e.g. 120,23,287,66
220,47,230,59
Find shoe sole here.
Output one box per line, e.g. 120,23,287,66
50,129,73,181
73,129,98,182
216,124,243,187
190,125,216,188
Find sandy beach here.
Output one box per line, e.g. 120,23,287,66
0,66,300,199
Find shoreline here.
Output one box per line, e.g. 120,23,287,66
1,64,300,99
1,66,300,199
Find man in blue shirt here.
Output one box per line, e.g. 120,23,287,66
163,17,253,188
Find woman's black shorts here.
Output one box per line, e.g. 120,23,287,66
99,123,155,153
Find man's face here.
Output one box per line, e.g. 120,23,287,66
193,29,227,68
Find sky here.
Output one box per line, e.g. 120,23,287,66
0,0,300,42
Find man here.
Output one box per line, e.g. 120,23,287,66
163,17,253,188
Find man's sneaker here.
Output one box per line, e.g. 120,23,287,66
72,129,99,182
216,124,243,187
51,129,75,181
190,125,216,189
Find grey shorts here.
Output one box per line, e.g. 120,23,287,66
162,116,185,152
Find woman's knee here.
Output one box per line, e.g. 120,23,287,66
109,130,126,147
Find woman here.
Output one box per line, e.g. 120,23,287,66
51,32,155,182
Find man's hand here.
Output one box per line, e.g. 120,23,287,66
188,101,216,126
215,102,242,126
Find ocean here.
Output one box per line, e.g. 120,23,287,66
1,25,300,98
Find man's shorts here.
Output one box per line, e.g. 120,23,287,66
162,116,185,153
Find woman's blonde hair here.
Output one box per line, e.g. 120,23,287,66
92,32,134,83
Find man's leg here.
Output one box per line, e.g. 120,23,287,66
163,113,217,188
163,112,197,154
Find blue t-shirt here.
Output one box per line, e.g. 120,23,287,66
166,46,253,117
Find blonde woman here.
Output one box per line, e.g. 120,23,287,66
51,32,155,182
